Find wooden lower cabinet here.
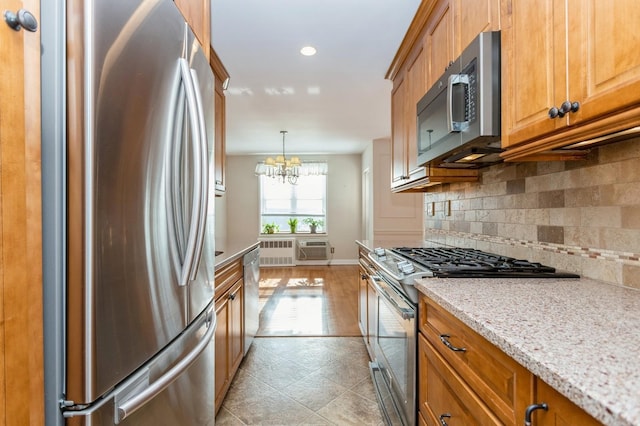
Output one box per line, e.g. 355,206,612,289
531,379,601,426
418,294,602,425
214,278,244,413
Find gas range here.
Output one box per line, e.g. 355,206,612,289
367,246,579,303
392,247,580,279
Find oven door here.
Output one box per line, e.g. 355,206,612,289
370,274,416,426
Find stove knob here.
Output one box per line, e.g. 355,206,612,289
397,260,415,274
373,247,386,257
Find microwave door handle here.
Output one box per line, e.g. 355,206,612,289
447,73,470,133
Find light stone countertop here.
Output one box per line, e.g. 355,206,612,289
415,277,640,426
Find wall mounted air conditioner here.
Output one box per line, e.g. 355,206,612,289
296,239,330,261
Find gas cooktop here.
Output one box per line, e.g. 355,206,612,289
391,247,580,279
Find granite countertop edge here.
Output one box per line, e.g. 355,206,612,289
415,278,640,426
214,240,260,269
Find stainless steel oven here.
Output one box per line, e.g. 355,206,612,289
366,246,579,425
369,272,416,426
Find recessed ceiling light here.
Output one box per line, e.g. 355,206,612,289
300,46,317,56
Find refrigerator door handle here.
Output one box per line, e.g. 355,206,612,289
187,68,209,281
176,57,202,287
114,308,216,423
166,71,186,280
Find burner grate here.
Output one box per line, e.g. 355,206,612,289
391,247,579,278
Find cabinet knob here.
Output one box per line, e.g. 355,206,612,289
360,273,367,280
524,402,548,426
548,106,560,119
560,100,580,114
229,292,236,301
4,9,38,32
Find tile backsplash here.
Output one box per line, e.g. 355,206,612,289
423,138,640,289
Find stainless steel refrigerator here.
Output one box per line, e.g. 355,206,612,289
42,0,217,424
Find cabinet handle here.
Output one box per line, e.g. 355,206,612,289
439,413,451,426
439,334,466,352
524,402,548,426
361,273,368,280
548,101,580,119
229,292,236,301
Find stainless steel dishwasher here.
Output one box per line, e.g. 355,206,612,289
243,247,260,354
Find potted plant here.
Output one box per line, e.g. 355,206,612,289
303,218,324,233
262,222,279,234
287,218,298,233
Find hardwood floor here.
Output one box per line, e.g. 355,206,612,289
257,265,361,337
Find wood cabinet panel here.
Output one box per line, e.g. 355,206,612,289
426,0,454,84
214,278,244,413
210,46,229,195
570,0,640,124
419,334,501,425
502,0,640,157
501,0,566,147
391,75,408,185
455,0,500,56
0,0,44,423
532,379,601,426
419,295,533,425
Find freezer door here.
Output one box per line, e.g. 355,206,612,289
63,303,216,425
65,0,213,404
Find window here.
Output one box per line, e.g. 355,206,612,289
259,173,327,233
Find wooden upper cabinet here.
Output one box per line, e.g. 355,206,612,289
387,0,498,192
501,0,565,148
426,0,454,84
174,0,210,59
454,0,501,57
210,46,230,195
391,74,408,186
501,0,640,158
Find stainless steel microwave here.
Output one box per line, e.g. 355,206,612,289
416,31,501,168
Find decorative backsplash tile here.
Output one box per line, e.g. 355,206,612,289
424,138,640,289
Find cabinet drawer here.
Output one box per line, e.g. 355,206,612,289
214,258,242,297
419,295,533,425
419,333,500,425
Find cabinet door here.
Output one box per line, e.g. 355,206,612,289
406,43,427,181
228,279,244,376
426,0,455,84
391,75,408,186
214,295,230,412
568,0,640,125
454,0,500,56
358,266,368,339
501,0,567,148
418,334,501,425
531,379,601,426
214,83,226,193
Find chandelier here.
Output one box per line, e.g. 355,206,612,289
255,130,302,184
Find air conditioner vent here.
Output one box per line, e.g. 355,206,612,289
297,239,330,261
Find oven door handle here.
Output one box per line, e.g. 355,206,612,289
371,275,415,320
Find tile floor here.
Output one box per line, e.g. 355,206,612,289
215,336,385,425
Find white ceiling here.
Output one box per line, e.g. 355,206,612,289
210,0,421,156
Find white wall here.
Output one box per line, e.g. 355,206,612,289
219,154,362,263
